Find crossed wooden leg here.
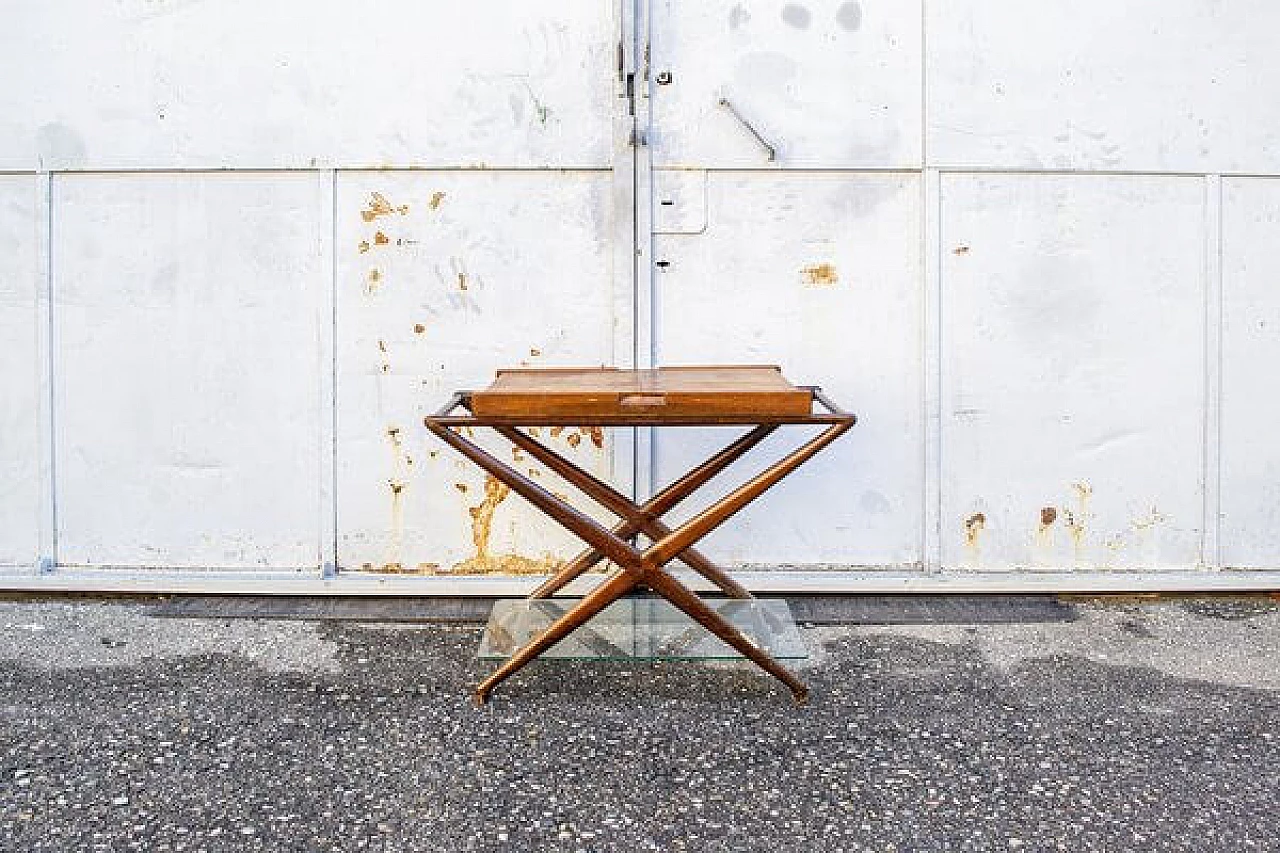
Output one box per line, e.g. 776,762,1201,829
423,418,854,705
500,424,776,600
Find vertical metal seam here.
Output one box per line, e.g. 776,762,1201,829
623,0,641,502
920,0,929,170
34,172,56,574
1214,176,1225,570
632,0,656,501
609,0,640,504
331,169,340,575
1202,174,1223,570
922,168,943,572
920,0,935,571
644,0,656,496
319,169,339,578
631,0,642,372
626,0,637,500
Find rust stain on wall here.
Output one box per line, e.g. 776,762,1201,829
1066,481,1092,563
1063,509,1081,550
801,263,839,286
467,475,509,554
451,553,557,575
362,561,441,575
374,231,390,246
1104,507,1169,554
1034,504,1059,552
963,512,986,550
388,478,406,549
385,425,409,569
361,191,409,222
451,475,559,575
543,426,603,452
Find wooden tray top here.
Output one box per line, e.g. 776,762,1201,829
469,365,812,421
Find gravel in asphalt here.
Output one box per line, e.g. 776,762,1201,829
1,597,1277,852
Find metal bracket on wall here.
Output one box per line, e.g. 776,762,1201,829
718,97,777,162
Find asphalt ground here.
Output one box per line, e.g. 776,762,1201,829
1,596,1277,852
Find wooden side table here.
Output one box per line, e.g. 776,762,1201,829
423,365,856,704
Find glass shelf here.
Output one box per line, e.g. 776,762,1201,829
477,597,807,661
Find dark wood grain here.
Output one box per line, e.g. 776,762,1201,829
470,365,813,420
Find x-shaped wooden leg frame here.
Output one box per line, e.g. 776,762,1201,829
513,424,774,601
424,411,854,706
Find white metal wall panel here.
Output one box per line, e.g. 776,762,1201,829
335,172,619,574
1221,178,1280,569
650,0,923,168
0,178,39,565
927,0,1280,173
653,172,922,566
52,173,326,567
5,1,1280,591
0,1,613,170
939,174,1205,570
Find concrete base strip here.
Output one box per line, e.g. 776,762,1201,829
0,568,1277,596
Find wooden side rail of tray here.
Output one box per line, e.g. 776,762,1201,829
426,384,854,427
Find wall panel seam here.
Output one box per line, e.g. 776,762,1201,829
34,172,55,574
320,170,339,577
1202,175,1223,570
922,168,942,571
633,0,656,501
920,0,929,169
